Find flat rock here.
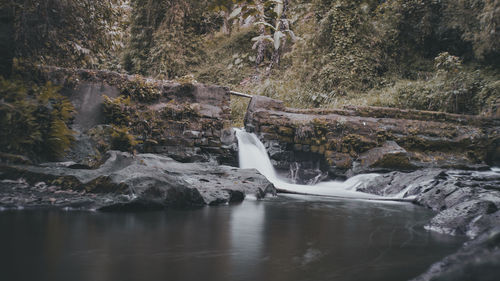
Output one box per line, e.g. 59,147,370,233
0,151,275,211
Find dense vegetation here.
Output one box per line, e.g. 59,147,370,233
0,77,75,160
0,0,499,154
1,0,128,73
122,0,499,117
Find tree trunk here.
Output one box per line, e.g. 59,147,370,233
255,2,266,67
0,1,15,76
222,11,232,36
268,0,289,71
255,27,266,66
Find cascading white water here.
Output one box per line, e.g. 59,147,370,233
235,129,278,180
235,129,385,200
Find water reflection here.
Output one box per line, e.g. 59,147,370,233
0,196,465,281
230,199,265,280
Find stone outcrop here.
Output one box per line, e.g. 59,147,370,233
411,227,500,281
0,151,275,210
352,141,414,174
357,169,500,238
244,95,500,179
36,66,237,166
355,168,500,280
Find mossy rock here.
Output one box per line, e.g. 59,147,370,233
358,141,415,171
341,134,377,155
85,176,129,194
278,126,295,136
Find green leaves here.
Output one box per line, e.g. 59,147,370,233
11,0,129,69
110,126,138,152
0,77,75,160
251,35,273,49
254,21,276,30
273,30,284,50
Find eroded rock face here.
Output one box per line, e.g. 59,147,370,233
36,66,237,166
0,151,276,210
244,95,500,179
426,200,498,237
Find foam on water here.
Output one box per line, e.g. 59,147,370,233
235,129,387,200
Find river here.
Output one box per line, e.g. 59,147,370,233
0,195,464,281
0,130,468,281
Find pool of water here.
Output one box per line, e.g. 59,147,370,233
0,195,465,281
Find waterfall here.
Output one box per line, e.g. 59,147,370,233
235,129,278,180
235,129,384,200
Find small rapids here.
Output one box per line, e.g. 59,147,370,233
235,129,387,200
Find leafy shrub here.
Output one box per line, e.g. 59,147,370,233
441,0,500,63
0,77,75,160
123,0,214,78
110,126,138,152
434,52,462,73
374,67,498,115
9,0,129,69
230,96,250,127
103,95,132,126
120,77,161,103
386,53,498,114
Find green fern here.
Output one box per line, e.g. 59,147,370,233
0,76,75,160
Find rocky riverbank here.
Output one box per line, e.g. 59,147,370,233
242,94,500,280
0,151,275,211
349,168,500,280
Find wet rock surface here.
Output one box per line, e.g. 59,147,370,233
411,227,500,281
357,168,500,280
352,141,415,174
0,151,275,211
245,95,500,179
358,169,500,237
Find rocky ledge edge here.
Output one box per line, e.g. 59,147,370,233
355,168,500,281
0,151,276,211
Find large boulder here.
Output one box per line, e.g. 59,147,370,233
352,141,414,174
425,200,498,237
0,151,276,210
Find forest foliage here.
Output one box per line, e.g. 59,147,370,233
1,0,499,119
0,77,75,160
1,0,129,72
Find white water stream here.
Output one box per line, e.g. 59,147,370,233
235,129,386,200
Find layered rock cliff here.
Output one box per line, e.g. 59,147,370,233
35,66,237,166
244,95,500,180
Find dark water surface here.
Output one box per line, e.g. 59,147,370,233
0,195,465,281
